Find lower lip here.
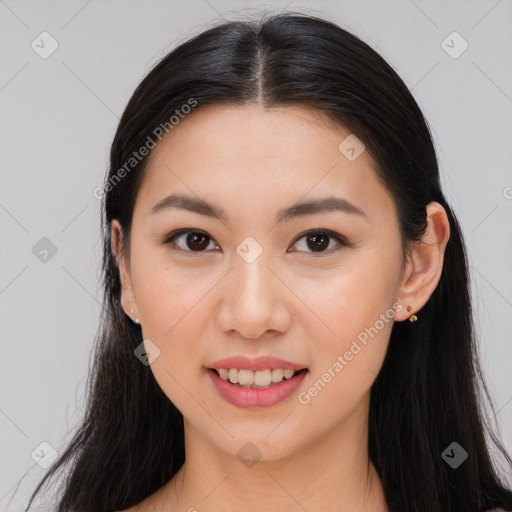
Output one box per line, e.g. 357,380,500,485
207,369,308,409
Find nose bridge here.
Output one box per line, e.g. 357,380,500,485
217,240,289,338
233,243,275,309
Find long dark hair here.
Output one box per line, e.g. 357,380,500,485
25,12,512,512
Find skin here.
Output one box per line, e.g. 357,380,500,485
112,104,450,512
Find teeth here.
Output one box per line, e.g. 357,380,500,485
217,368,299,388
271,368,284,382
283,369,295,379
228,368,239,384
254,369,272,387
238,369,254,386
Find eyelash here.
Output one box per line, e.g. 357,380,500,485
162,228,349,257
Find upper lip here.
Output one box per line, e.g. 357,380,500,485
207,356,308,371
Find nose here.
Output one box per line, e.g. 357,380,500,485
215,252,292,340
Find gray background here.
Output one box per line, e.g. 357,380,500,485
1,0,511,510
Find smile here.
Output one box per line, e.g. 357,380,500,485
207,367,308,408
215,367,305,388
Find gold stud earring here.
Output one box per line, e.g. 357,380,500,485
406,305,418,322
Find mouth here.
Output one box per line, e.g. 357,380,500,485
206,365,309,409
207,367,309,390
205,356,309,408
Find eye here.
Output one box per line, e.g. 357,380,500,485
290,229,347,256
163,228,348,257
163,229,219,255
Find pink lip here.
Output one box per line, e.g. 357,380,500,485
207,355,307,371
207,368,308,409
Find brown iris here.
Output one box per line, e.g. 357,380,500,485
305,232,330,252
185,232,210,251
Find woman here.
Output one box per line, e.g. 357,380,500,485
26,12,512,512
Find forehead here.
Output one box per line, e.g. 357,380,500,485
136,104,395,224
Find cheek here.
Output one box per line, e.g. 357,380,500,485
135,278,208,413
129,251,212,400
136,274,207,363
297,285,393,422
131,239,212,340
304,252,399,346
299,251,399,405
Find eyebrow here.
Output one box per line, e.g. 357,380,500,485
150,193,367,223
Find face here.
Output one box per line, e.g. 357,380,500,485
113,104,410,461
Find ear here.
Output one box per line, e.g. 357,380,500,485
111,219,141,323
394,201,451,322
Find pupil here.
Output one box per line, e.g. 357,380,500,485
307,233,329,252
187,232,209,251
